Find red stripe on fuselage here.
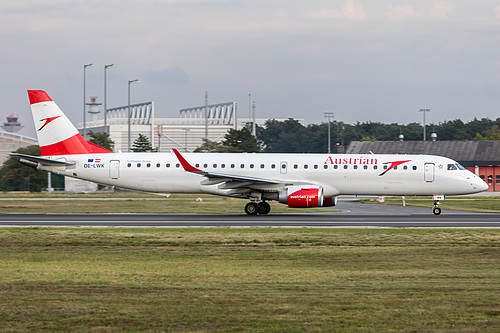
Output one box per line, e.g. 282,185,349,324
40,133,113,155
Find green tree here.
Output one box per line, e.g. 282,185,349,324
195,128,261,153
88,131,115,151
194,138,229,153
222,128,261,153
131,134,153,152
0,145,47,192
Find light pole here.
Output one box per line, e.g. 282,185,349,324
204,91,208,139
419,108,430,141
128,78,140,152
183,128,190,152
324,112,334,154
83,63,93,139
104,63,115,132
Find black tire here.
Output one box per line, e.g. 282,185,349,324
433,207,442,215
257,202,271,215
245,202,258,215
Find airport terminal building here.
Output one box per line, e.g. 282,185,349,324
76,100,285,153
346,140,500,191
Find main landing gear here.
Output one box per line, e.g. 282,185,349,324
433,200,442,215
245,201,271,215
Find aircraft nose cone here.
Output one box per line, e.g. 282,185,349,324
474,177,489,192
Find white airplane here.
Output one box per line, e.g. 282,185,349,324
12,90,488,215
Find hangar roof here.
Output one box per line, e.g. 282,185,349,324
345,141,500,166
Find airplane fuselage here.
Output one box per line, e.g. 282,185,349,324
38,152,486,197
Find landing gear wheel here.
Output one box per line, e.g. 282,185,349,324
433,207,442,215
257,202,271,215
245,202,259,215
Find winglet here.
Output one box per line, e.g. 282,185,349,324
172,149,202,173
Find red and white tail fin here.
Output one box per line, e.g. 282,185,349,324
28,90,113,156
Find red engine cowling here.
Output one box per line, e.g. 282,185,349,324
279,186,337,208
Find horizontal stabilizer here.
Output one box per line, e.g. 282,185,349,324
9,153,75,166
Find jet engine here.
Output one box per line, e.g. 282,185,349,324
277,186,337,208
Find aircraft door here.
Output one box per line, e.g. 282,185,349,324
424,163,434,182
109,160,120,179
280,161,287,174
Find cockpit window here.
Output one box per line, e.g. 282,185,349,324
448,163,466,171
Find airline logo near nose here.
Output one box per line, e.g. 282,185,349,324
38,116,61,131
379,160,411,176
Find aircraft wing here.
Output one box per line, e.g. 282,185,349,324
172,149,288,187
9,153,75,166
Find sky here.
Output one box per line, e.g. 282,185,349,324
2,0,500,138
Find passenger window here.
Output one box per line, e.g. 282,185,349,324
304,165,308,169
334,165,338,169
213,164,217,168
353,165,358,170
394,166,398,170
240,164,245,168
314,165,318,169
166,163,170,168
221,164,225,168
231,164,235,168
147,163,151,168
374,165,378,170
176,164,180,168
324,165,328,169
383,165,388,170
344,165,348,169
156,163,160,168
260,164,265,169
195,164,200,168
364,165,368,169
137,163,141,167
250,164,254,169
412,166,417,170
127,163,131,167
203,164,208,168
271,164,276,169
403,166,408,170
294,164,298,169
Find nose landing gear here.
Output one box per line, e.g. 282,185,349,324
245,201,271,215
432,199,442,215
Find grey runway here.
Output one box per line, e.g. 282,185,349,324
1,212,500,227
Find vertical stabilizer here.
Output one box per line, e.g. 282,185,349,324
28,90,113,156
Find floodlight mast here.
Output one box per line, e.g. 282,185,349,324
419,108,431,141
83,63,93,139
324,112,334,154
104,63,115,132
128,78,140,152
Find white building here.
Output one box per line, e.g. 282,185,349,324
77,100,303,153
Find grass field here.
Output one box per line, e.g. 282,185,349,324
360,196,500,213
0,193,336,214
0,228,498,332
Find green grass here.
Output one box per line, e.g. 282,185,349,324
0,193,336,214
361,196,500,213
0,228,498,332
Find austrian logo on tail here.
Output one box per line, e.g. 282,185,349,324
38,116,61,131
379,160,411,176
